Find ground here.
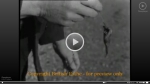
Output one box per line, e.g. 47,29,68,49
26,0,130,81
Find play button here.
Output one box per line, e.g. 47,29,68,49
73,39,78,45
66,33,84,51
139,2,147,10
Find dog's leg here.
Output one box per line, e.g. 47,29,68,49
32,36,45,81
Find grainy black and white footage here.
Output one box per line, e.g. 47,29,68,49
26,0,130,81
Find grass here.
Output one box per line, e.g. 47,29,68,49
26,0,130,81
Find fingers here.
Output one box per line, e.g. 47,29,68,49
65,12,84,22
74,4,98,17
80,0,103,12
60,20,75,27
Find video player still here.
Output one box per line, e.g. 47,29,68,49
20,0,130,81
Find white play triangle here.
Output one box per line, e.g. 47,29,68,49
73,39,79,45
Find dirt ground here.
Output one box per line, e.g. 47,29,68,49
26,0,130,81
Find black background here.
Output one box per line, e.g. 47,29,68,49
0,0,19,81
131,0,150,81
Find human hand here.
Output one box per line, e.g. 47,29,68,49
63,51,80,72
38,0,103,26
53,40,80,72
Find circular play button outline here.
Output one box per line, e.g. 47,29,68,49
139,2,147,10
65,33,84,51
